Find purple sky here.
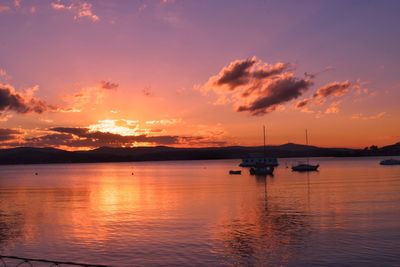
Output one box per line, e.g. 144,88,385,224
0,0,399,149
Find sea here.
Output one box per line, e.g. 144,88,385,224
0,157,399,266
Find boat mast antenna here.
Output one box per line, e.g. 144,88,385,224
263,125,266,157
305,129,308,146
305,129,309,165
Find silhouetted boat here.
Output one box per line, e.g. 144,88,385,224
249,126,275,176
229,170,242,175
380,159,400,165
292,163,319,172
292,129,319,172
239,154,278,167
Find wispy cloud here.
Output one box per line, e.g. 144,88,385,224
351,112,386,120
63,80,118,111
0,68,10,82
0,4,10,13
324,101,341,114
145,119,179,125
0,128,22,141
202,56,313,115
100,80,119,90
296,80,352,109
14,0,21,8
51,0,99,22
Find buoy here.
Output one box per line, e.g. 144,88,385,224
35,172,38,175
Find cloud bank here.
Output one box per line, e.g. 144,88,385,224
0,128,22,141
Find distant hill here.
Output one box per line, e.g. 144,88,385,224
0,142,399,165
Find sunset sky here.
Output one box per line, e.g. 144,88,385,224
0,0,399,150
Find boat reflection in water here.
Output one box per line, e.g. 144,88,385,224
213,174,312,266
380,159,400,165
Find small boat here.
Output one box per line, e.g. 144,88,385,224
292,163,319,172
239,154,278,167
229,170,242,175
292,129,319,172
249,126,275,176
380,159,400,165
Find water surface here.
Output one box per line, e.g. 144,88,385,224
0,157,399,266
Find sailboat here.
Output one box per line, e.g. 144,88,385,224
250,126,274,176
292,129,319,172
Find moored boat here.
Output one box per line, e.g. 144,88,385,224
239,154,278,167
248,126,275,176
292,129,319,172
229,170,242,175
380,159,400,165
292,163,319,172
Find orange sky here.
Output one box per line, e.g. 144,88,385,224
0,1,399,149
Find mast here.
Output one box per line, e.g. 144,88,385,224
263,125,266,158
306,129,309,165
305,129,309,146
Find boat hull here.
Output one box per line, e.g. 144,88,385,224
292,164,319,172
250,166,274,176
380,159,400,165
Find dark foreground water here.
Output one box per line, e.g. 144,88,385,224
0,157,399,266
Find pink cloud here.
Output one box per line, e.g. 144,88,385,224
51,1,99,22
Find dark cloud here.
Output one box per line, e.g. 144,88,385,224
25,133,74,146
18,126,226,148
50,127,89,136
215,58,256,89
0,85,54,114
179,136,227,147
0,128,23,141
213,58,289,91
45,127,180,147
238,77,312,115
296,81,352,109
204,57,355,116
100,80,119,90
204,57,312,116
314,81,351,98
296,98,312,108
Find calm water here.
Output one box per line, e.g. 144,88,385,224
0,157,399,266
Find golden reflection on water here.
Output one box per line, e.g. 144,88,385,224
0,158,399,266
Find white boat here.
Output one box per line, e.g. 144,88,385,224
248,126,275,176
292,129,319,172
380,159,400,165
239,154,278,167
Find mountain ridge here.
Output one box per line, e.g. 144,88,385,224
0,142,399,165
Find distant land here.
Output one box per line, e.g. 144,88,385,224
0,142,399,165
